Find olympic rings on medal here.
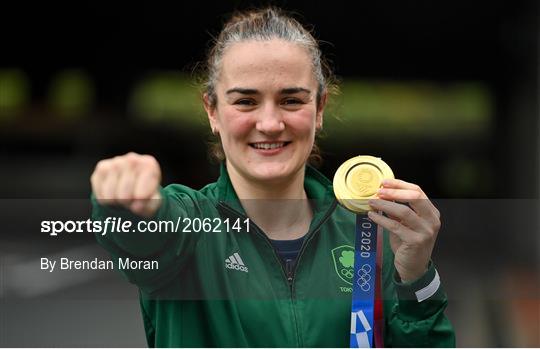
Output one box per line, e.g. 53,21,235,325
333,156,394,213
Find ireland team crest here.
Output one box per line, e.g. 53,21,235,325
331,245,355,285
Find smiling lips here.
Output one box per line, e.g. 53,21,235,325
249,141,291,151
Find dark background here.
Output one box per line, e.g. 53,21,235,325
1,0,538,347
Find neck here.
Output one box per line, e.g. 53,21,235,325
226,161,313,240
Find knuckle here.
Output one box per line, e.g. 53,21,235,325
423,224,437,240
402,207,415,220
142,156,161,174
412,233,429,246
433,219,441,232
124,152,140,164
90,173,99,187
417,234,429,245
141,154,158,166
433,218,441,230
100,158,118,173
112,155,126,167
94,159,110,173
389,220,401,232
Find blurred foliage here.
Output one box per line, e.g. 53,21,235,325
127,74,492,141
324,80,493,142
1,69,493,142
48,70,95,119
439,157,494,197
0,69,29,121
129,71,206,130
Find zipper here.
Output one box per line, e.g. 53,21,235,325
285,259,294,284
288,199,337,287
217,200,337,287
218,199,338,346
217,202,291,285
286,200,336,347
218,203,304,343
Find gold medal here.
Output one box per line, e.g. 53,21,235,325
333,155,394,213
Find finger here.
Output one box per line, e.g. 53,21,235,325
377,187,438,219
100,157,123,204
133,169,160,200
101,171,119,204
381,179,441,218
368,199,429,234
382,178,423,191
116,164,136,206
367,210,415,242
91,159,113,203
132,156,160,199
377,188,427,200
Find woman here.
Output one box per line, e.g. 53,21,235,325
91,7,455,347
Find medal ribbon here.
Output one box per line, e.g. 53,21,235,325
332,155,393,348
350,214,383,348
373,219,384,348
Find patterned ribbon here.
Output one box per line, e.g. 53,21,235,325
350,214,383,348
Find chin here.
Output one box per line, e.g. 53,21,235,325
249,161,301,182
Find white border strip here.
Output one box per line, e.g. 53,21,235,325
415,269,441,302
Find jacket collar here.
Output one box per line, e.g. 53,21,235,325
215,162,337,232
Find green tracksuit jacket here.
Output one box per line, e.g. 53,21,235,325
93,163,455,347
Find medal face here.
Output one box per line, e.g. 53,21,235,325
333,156,394,213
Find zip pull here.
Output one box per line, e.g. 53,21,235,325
285,258,294,283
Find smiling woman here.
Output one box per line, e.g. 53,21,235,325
204,38,324,196
91,6,455,347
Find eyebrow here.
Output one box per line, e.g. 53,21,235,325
225,87,311,95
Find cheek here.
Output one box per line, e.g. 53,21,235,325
220,110,254,140
286,110,317,136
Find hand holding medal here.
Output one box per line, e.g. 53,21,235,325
334,155,441,283
334,156,442,348
368,177,441,283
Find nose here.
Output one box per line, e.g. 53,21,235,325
255,103,285,135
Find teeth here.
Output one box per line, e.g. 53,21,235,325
252,142,285,150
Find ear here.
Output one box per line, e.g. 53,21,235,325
316,90,328,131
203,93,219,134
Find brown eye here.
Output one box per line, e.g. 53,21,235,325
282,98,303,105
235,99,256,106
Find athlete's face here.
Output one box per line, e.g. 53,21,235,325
205,39,326,185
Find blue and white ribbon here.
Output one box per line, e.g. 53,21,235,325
350,214,378,348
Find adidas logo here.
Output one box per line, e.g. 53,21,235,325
225,252,248,273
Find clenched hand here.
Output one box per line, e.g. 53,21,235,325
91,152,162,217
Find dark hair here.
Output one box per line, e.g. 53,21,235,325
200,6,337,166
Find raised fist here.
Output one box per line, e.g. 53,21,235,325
91,152,162,217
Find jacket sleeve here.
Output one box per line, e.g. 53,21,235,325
382,232,456,347
92,185,203,295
